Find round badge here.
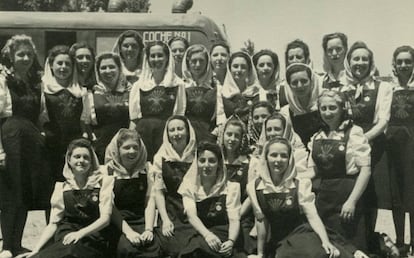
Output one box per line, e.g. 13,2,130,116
92,196,98,202
170,94,175,100
216,205,222,211
139,184,145,191
247,100,253,106
285,199,292,206
338,145,345,151
364,96,370,102
237,170,243,176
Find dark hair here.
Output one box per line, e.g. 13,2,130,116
318,90,351,133
66,138,98,170
210,42,230,55
197,141,223,164
251,101,274,116
48,45,73,67
167,115,191,145
69,42,96,63
168,36,190,49
116,128,141,148
223,117,249,157
346,41,373,69
264,113,286,133
253,49,279,71
286,63,312,85
117,30,144,59
145,41,170,67
393,45,414,63
229,52,252,73
95,52,122,77
264,136,292,159
285,39,310,65
185,45,209,67
322,32,348,52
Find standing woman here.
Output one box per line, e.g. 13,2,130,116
129,41,186,161
321,33,348,90
0,34,53,258
69,42,96,91
182,44,225,142
386,45,414,254
169,36,189,78
253,49,287,111
84,52,130,163
43,45,89,181
210,42,230,86
177,142,242,257
112,30,144,84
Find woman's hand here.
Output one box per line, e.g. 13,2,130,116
218,240,234,256
204,232,222,252
162,219,174,237
125,231,141,246
140,230,154,244
322,241,340,258
354,250,370,258
340,199,356,222
62,231,85,245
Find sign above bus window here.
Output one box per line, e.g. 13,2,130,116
142,31,191,44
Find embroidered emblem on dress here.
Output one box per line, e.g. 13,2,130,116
188,87,208,114
58,92,80,118
317,143,334,170
393,94,411,119
74,191,97,218
147,87,167,113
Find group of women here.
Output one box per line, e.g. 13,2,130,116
0,29,412,258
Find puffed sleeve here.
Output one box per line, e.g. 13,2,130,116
81,91,97,125
150,154,167,191
292,132,308,174
226,182,241,221
374,81,393,124
98,175,115,217
347,125,371,168
182,195,197,215
173,80,186,116
297,178,318,216
304,133,317,179
215,83,226,126
0,73,12,118
49,182,65,224
247,156,259,183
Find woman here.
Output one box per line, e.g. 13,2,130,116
177,142,242,257
168,36,189,78
85,52,130,163
308,90,371,252
210,42,230,86
247,101,274,148
152,115,197,257
252,49,287,110
0,34,53,258
129,41,186,161
23,138,114,258
42,45,89,181
280,63,322,147
182,44,225,142
386,45,414,255
102,128,160,258
112,30,144,84
321,33,348,90
69,42,96,91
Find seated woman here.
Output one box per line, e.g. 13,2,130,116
102,128,160,258
23,138,114,258
308,90,371,252
151,115,197,257
177,142,242,257
247,101,274,148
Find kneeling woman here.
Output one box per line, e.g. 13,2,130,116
102,128,160,258
26,139,114,258
177,142,242,257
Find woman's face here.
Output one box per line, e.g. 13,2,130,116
170,40,186,65
252,107,271,132
349,48,371,80
256,55,275,82
68,147,92,176
267,142,290,175
289,70,311,97
198,150,219,180
13,43,34,74
265,118,284,140
211,46,229,72
287,47,306,65
52,54,73,81
119,139,140,169
99,58,120,88
223,124,242,154
149,45,168,71
167,119,188,149
230,56,249,85
395,51,414,79
319,96,342,129
326,38,345,65
75,48,93,75
189,51,208,79
120,37,140,61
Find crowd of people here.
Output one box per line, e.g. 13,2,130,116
0,30,412,258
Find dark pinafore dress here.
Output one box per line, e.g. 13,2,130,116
322,74,344,91
223,94,249,124
107,168,161,258
312,129,367,252
136,86,178,161
44,90,83,181
92,91,129,163
289,109,321,147
34,186,108,258
185,86,217,142
386,88,414,212
178,194,230,258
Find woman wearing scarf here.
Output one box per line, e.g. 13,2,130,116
307,90,371,253
151,115,197,257
386,45,414,255
25,138,114,258
84,52,130,163
0,34,52,258
210,42,230,87
129,41,186,161
168,36,189,78
69,42,97,91
182,44,225,142
252,49,287,111
102,128,160,258
247,101,274,149
280,63,322,147
341,42,392,251
321,33,348,90
43,45,90,181
177,142,242,257
112,30,144,84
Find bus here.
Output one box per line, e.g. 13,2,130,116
0,11,228,62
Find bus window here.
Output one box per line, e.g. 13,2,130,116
45,31,76,52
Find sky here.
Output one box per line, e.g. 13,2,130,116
149,0,413,76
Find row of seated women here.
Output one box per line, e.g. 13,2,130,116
0,30,412,258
